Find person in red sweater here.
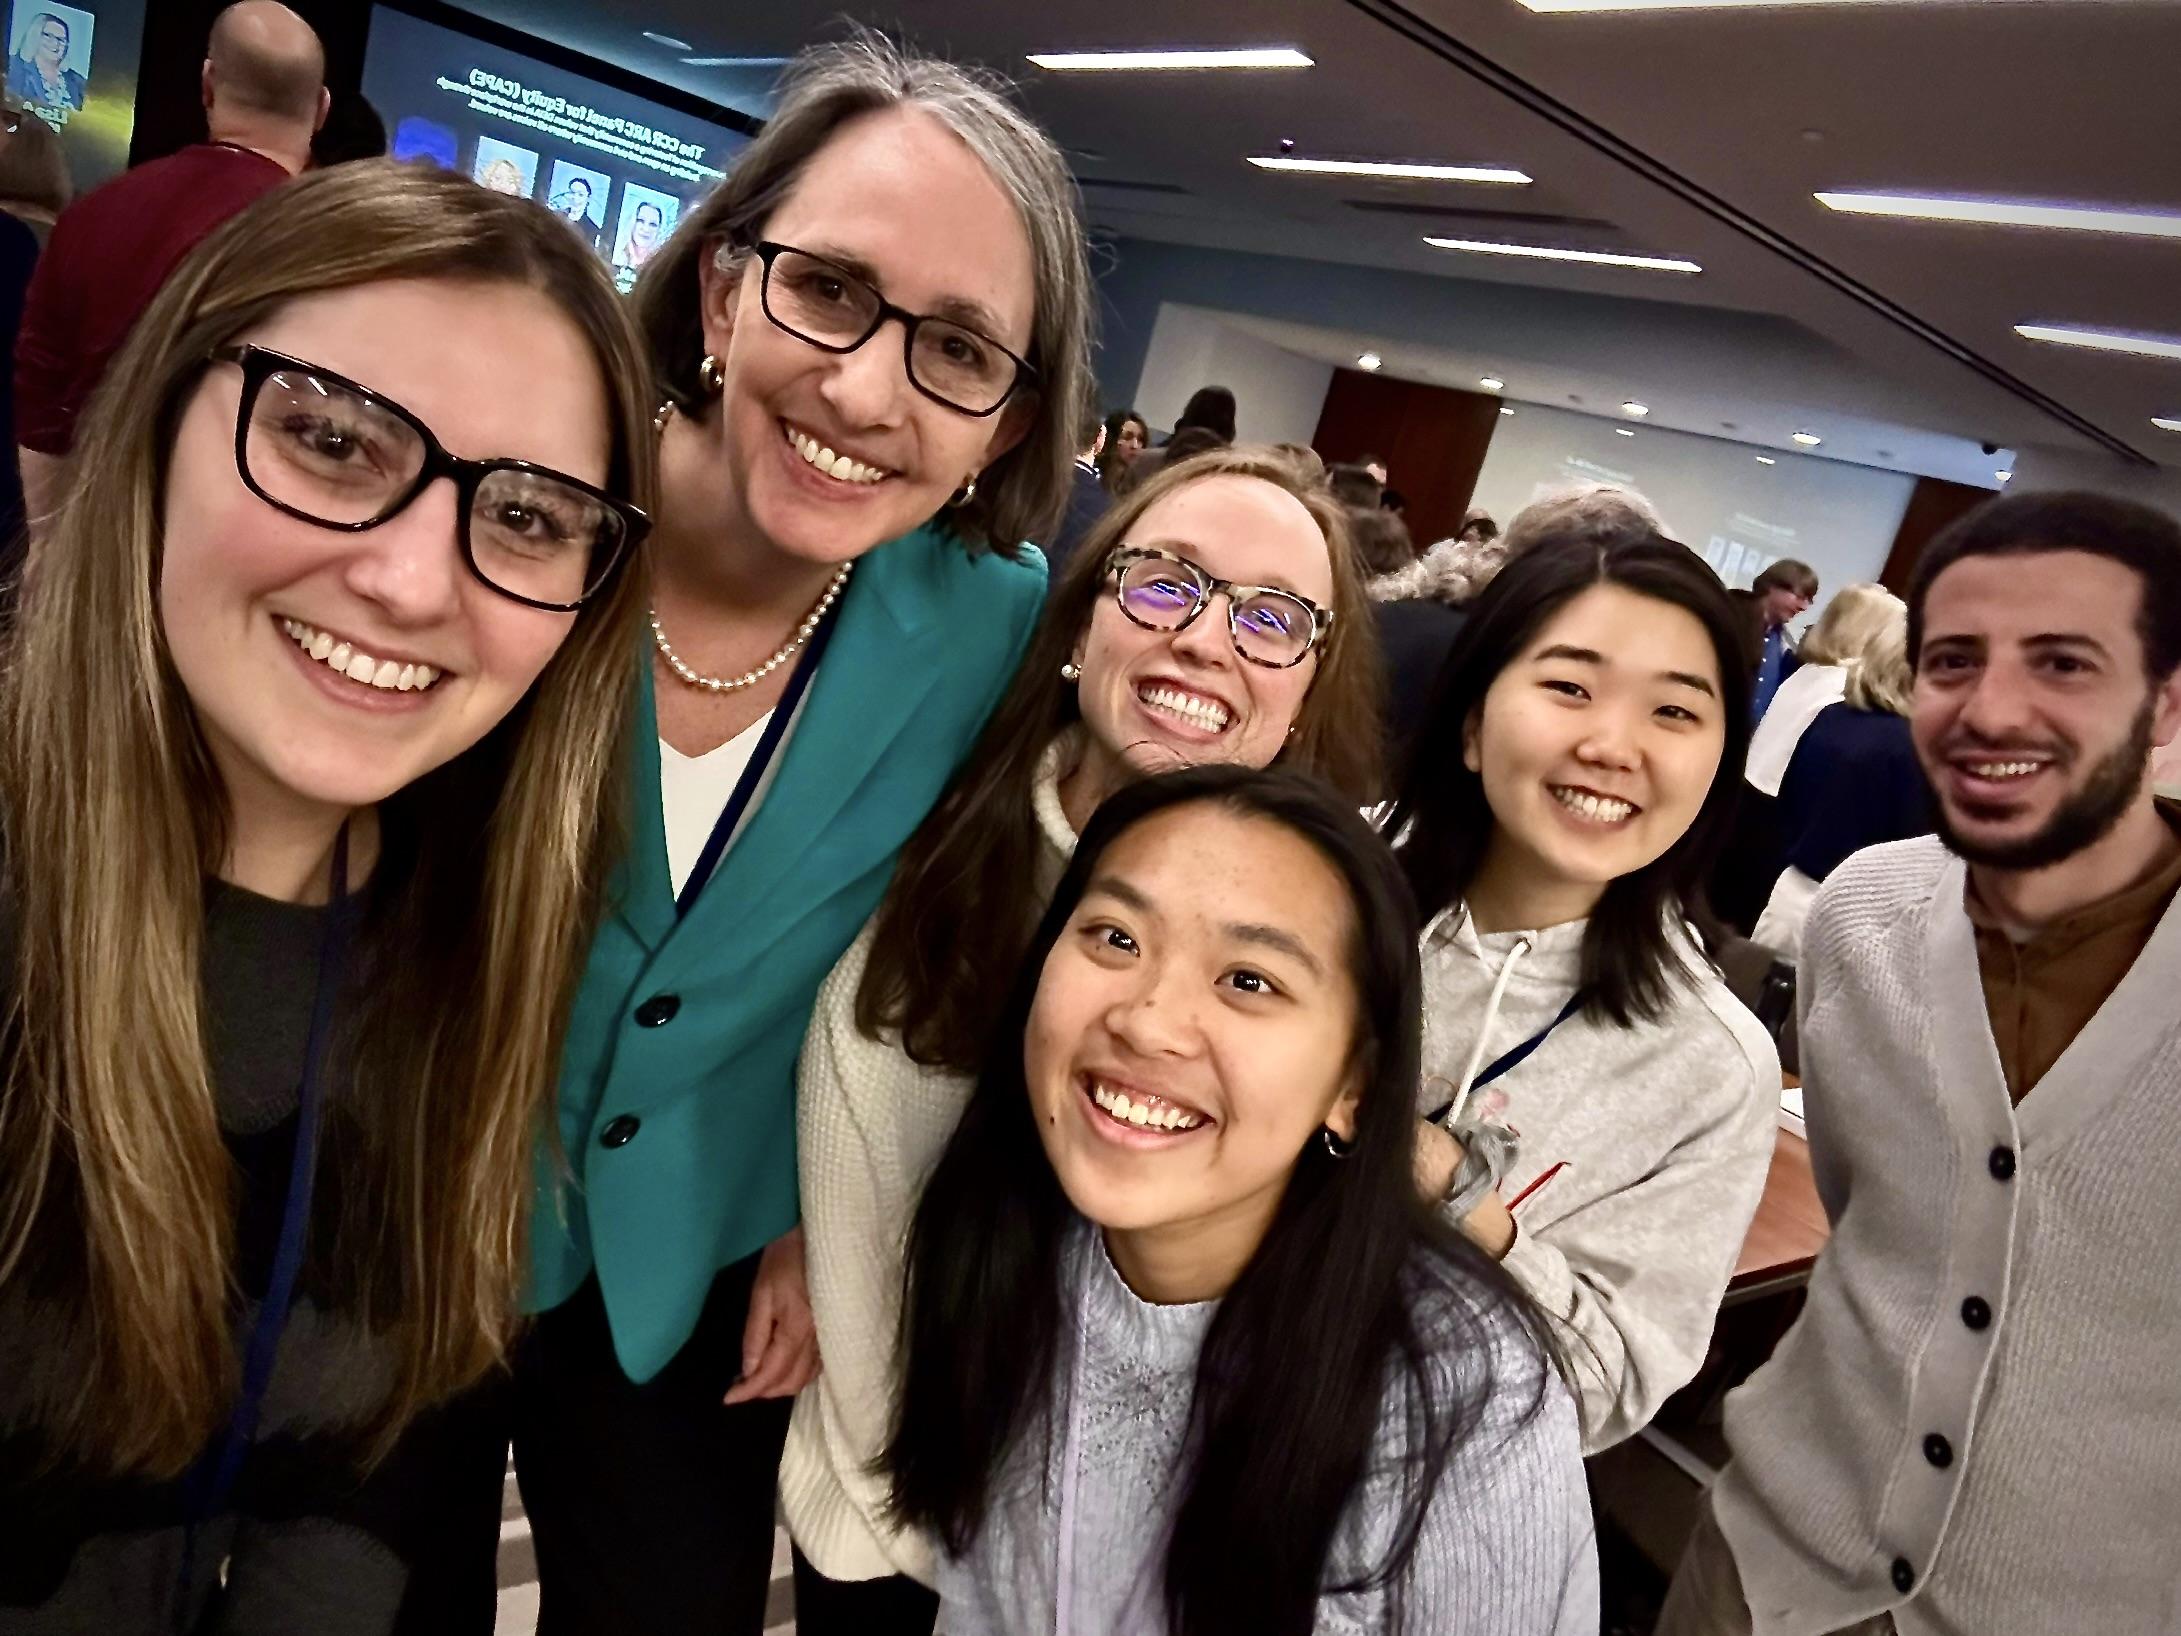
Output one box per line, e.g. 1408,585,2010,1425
13,0,325,535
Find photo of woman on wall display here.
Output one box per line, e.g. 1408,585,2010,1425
8,6,91,112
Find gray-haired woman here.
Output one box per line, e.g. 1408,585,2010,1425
507,34,1094,1636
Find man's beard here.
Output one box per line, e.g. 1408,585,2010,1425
1933,695,2155,872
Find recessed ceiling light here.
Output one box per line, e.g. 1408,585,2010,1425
1518,0,1953,9
1356,351,1383,371
1756,456,1776,465
1479,375,1505,391
1424,236,1702,274
641,30,693,50
1816,192,2181,240
680,54,792,67
2154,416,2181,434
1615,427,1637,437
1247,156,1531,184
1500,406,1516,416
2015,323,2181,362
1621,400,1650,417
1995,470,2013,483
1027,47,1313,71
1792,431,1823,446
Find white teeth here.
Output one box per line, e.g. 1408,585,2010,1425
1139,685,1232,733
1088,1079,1205,1133
1969,761,2040,780
1552,786,1636,824
785,425,888,486
282,618,441,693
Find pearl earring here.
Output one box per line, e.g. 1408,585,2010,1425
1061,662,1082,682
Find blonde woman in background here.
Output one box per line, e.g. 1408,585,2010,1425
0,160,655,1632
0,99,66,564
1744,582,1904,797
1751,603,1932,955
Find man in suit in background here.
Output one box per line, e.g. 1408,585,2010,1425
1045,380,1112,580
1735,558,1819,724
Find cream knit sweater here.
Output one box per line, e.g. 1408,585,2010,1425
781,737,1082,1586
1712,837,2181,1635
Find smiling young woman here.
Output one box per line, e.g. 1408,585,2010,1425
883,766,1595,1635
511,34,1096,1635
781,446,1381,1630
1384,529,1780,1454
0,160,654,1631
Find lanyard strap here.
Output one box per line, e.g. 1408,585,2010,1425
1427,989,1584,1125
179,824,356,1606
671,587,847,920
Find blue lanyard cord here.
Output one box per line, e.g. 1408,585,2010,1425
1426,989,1585,1126
177,823,356,1618
672,585,848,920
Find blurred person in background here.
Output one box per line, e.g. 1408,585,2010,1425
1731,557,1819,724
1096,406,1146,493
14,1,327,533
1044,377,1111,577
1164,383,1235,447
1750,605,1930,955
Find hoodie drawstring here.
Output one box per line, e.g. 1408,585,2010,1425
1442,932,1534,1131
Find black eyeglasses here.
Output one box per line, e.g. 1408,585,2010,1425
208,345,650,612
744,240,1037,417
1107,546,1334,670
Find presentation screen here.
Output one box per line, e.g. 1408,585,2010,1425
6,0,149,191
361,5,752,292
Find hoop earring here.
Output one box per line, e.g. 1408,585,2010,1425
1061,662,1082,682
1319,1128,1352,1159
697,353,726,396
947,475,978,509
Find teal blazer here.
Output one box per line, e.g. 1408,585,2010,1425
530,525,1046,1381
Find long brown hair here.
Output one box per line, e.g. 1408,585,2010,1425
856,446,1384,1071
630,32,1092,556
0,161,656,1478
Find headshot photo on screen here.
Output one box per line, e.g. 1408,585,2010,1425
8,3,91,112
546,158,608,233
471,132,538,198
611,182,674,275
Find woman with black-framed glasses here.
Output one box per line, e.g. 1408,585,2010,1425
788,445,1387,1631
508,35,1095,1636
0,161,655,1633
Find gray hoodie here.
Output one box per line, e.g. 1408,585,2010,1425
1419,906,1779,1451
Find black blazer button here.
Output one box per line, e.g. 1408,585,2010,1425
1891,1557,1916,1594
634,994,681,1028
1961,1296,1992,1330
1923,1433,1954,1469
1988,1144,2016,1181
599,1115,641,1149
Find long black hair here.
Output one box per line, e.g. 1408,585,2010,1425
1384,531,1752,1026
884,764,1553,1635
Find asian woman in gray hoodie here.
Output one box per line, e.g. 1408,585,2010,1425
1385,529,1780,1452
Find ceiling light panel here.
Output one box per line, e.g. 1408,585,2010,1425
1424,236,1702,273
1792,431,1824,446
1615,427,1637,436
1479,376,1505,390
1248,156,1531,184
2154,417,2181,434
1027,47,1313,71
1357,352,1383,370
1756,456,1776,465
1621,400,1650,416
1500,406,1516,416
1816,193,2181,239
2015,324,2181,362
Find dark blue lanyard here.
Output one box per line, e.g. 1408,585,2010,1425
178,825,356,1616
1427,989,1586,1124
672,586,847,920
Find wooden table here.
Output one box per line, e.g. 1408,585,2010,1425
1727,1126,1830,1303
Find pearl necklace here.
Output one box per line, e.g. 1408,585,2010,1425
650,560,853,693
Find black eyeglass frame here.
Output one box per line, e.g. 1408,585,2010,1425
743,239,1038,419
1106,545,1335,671
207,344,651,613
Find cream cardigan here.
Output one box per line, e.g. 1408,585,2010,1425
780,738,1080,1585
